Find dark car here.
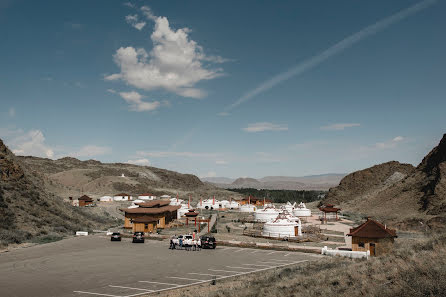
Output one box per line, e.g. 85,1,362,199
132,232,145,243
110,232,121,241
200,236,216,249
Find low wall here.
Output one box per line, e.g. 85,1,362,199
321,246,369,259
217,240,321,254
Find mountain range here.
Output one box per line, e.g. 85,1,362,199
201,173,346,190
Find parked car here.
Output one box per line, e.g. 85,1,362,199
132,232,145,243
110,232,121,241
183,235,193,247
200,235,216,249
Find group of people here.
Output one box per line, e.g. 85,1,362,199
169,232,202,251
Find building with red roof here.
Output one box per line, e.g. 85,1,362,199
347,218,397,256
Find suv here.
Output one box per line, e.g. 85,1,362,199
132,232,145,243
110,232,121,241
200,236,216,249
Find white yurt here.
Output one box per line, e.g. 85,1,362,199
196,198,220,210
239,204,257,212
99,196,113,202
221,200,240,209
283,202,296,213
169,197,184,206
177,203,192,217
254,206,281,222
262,213,302,238
292,202,312,217
138,193,156,200
113,193,132,201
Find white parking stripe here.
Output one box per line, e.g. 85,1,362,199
168,276,204,282
138,281,179,286
261,261,287,265
208,269,242,274
242,263,273,267
234,248,245,252
226,266,256,270
109,285,153,292
267,251,282,255
284,253,291,257
270,259,291,262
73,291,122,297
188,272,226,277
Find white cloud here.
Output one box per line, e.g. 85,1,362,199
374,136,405,150
8,107,15,117
125,14,146,30
70,145,111,158
106,88,117,94
119,91,161,112
215,160,227,165
9,130,55,159
127,158,150,166
123,2,135,8
242,122,288,133
106,6,225,99
320,123,360,131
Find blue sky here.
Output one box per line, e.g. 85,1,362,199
0,0,445,178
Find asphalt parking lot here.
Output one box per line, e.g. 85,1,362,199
0,235,321,297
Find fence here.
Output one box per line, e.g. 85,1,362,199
321,246,369,259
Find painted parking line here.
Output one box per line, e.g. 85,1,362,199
138,281,180,286
284,253,292,257
234,248,245,252
109,285,153,292
267,251,281,255
208,268,243,274
226,266,256,270
73,291,122,297
270,259,292,262
168,276,205,282
188,272,227,277
242,263,273,268
250,249,262,253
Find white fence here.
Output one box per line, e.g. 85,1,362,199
321,246,369,259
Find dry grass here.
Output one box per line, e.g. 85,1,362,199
146,233,446,297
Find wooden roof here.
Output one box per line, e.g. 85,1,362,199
347,219,397,239
78,195,93,201
319,206,341,213
122,205,180,214
135,200,170,208
131,217,158,223
114,193,130,196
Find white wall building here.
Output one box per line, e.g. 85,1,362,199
99,196,113,202
138,193,156,200
113,193,133,201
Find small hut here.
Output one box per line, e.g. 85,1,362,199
78,195,93,207
347,218,397,256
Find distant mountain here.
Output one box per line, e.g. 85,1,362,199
324,133,446,229
202,174,346,190
201,177,236,184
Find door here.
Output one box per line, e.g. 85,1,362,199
294,226,298,236
370,243,376,256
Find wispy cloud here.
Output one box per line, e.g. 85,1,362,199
125,14,146,30
119,91,161,112
242,122,288,133
137,151,219,158
70,145,112,158
224,0,437,111
127,158,150,166
321,123,360,131
8,107,15,117
215,160,227,165
3,129,55,159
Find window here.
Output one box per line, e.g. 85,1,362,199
358,242,365,248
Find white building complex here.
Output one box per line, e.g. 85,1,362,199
262,213,302,238
138,193,156,200
239,204,257,212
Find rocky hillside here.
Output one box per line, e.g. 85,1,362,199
17,155,229,201
324,134,446,229
0,139,116,246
